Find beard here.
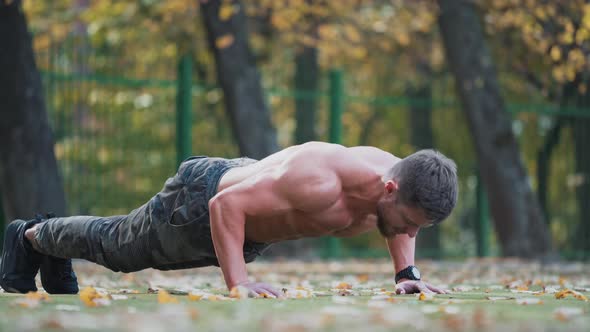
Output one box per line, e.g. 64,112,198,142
376,206,402,237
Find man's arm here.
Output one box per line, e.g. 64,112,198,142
208,193,250,290
386,234,416,275
386,234,447,294
209,161,341,295
208,171,290,294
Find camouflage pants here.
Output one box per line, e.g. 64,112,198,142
33,156,270,273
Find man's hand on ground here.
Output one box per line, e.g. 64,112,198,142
395,280,448,294
237,282,283,298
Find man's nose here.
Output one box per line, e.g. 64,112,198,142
406,226,419,238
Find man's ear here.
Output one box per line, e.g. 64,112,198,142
385,180,398,194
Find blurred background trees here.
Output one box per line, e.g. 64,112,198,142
2,0,588,259
0,0,66,223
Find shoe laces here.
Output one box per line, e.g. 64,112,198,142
34,212,56,222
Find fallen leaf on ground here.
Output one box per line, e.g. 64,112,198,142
418,292,434,301
334,282,353,290
555,289,588,301
229,286,249,299
356,274,369,283
13,291,50,308
157,290,178,304
188,292,203,301
282,287,314,299
79,287,111,307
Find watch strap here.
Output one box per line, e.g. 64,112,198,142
395,265,420,283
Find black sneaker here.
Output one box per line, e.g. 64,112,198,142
37,213,79,294
0,219,43,293
40,256,78,294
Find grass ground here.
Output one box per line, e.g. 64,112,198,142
1,259,589,331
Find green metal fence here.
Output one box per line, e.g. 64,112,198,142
11,36,587,260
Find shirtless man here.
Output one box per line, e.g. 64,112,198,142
0,142,458,297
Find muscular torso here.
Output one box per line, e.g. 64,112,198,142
216,142,399,243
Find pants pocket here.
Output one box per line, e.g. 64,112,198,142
154,210,216,265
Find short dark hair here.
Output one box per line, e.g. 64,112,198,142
389,149,458,224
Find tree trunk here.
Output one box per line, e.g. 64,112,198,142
438,0,552,258
0,1,66,223
200,0,279,159
294,45,318,144
406,82,441,258
536,120,562,224
572,91,590,259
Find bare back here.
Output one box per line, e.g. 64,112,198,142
216,142,399,243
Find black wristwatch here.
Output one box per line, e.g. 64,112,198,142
395,265,421,283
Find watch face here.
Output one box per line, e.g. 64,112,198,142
411,266,421,279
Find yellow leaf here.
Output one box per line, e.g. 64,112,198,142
534,7,546,20
418,292,434,301
335,282,352,290
552,65,566,83
356,274,369,283
13,291,50,308
271,13,291,31
396,33,410,47
157,290,178,304
344,25,361,43
215,34,234,49
568,49,585,67
230,286,249,299
188,292,204,301
350,46,367,60
219,3,235,21
318,24,338,40
26,291,50,301
79,287,109,307
565,65,577,82
550,46,561,62
555,289,588,301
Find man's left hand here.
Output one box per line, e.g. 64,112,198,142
395,280,448,294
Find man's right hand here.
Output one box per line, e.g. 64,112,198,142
237,281,283,298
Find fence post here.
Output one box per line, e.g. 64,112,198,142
323,69,344,259
476,172,491,257
176,54,193,167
